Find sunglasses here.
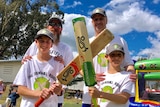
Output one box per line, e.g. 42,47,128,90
49,22,62,28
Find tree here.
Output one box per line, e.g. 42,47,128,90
0,0,64,60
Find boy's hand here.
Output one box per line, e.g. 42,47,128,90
96,72,105,82
50,82,62,95
88,87,100,98
40,88,52,100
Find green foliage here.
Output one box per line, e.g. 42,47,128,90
0,0,64,60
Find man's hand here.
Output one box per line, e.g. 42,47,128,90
129,73,137,82
96,72,105,82
54,56,64,65
21,55,32,64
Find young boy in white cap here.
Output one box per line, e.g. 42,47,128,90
13,28,64,107
88,43,133,107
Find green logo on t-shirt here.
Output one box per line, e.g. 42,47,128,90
34,77,50,90
97,53,108,67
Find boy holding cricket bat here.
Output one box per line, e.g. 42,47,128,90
22,13,74,107
88,43,133,107
13,28,63,107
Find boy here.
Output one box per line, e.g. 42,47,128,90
88,44,134,107
13,28,64,107
22,13,73,107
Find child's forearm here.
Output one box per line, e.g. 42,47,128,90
18,86,41,98
99,91,130,104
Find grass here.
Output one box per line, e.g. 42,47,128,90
0,84,82,107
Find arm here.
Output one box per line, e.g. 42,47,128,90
17,85,41,98
22,42,38,64
88,87,130,104
120,37,136,81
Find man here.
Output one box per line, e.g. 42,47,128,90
82,8,136,107
22,12,74,107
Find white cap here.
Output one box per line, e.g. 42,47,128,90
91,8,106,18
106,44,124,54
35,28,54,41
48,12,64,25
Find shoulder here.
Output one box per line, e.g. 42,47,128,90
120,71,131,77
58,42,72,53
58,42,71,48
23,55,37,65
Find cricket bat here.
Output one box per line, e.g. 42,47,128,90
57,21,114,85
72,17,98,106
35,18,114,107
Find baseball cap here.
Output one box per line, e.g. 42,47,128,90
35,28,54,41
91,8,106,18
48,12,64,25
106,44,124,55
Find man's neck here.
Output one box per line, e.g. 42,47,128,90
95,28,106,37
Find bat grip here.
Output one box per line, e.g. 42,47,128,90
35,97,44,107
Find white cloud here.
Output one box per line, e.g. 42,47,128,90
61,13,94,53
64,1,82,9
106,2,160,35
153,0,160,4
137,31,160,58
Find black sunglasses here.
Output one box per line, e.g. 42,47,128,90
49,22,62,28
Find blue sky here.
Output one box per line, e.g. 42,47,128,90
54,0,160,60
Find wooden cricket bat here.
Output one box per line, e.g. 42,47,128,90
72,17,96,86
57,20,114,85
35,18,114,107
72,17,98,106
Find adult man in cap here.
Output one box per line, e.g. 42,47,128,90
22,13,73,107
81,8,136,107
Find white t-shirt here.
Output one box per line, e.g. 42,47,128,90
82,36,134,104
24,41,73,66
13,55,64,107
23,41,74,103
99,71,133,107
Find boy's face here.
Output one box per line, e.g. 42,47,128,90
35,35,53,54
106,51,124,67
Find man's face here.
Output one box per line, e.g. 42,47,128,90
47,18,62,38
92,14,107,34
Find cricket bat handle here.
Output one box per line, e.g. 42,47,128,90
35,97,44,107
